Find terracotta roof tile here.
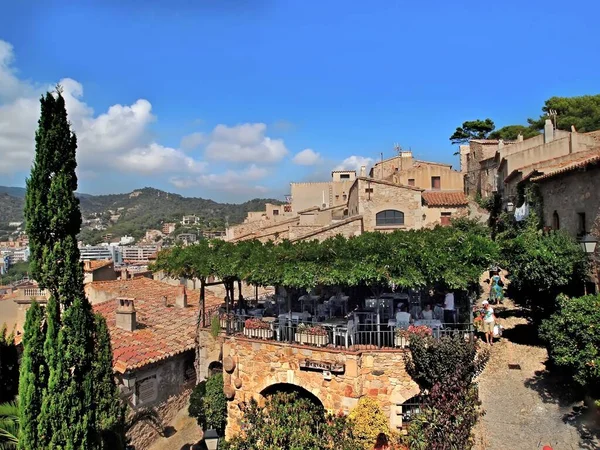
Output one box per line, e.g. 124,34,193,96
422,191,469,207
531,153,600,182
91,278,221,374
84,259,114,272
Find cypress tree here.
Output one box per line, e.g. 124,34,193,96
18,301,46,450
20,88,124,449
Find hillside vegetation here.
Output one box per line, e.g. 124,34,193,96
0,186,281,243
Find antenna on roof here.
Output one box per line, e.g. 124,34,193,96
394,143,402,154
548,109,558,129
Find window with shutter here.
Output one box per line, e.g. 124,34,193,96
137,375,158,405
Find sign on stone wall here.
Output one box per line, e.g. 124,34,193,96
299,359,344,374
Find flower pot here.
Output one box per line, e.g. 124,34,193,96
395,336,409,348
295,332,329,347
243,327,274,340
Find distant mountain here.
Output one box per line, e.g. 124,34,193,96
0,186,281,243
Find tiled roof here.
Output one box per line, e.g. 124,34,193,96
422,191,469,207
91,278,221,374
84,260,113,272
531,153,600,182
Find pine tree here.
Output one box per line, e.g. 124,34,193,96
20,88,125,449
18,301,46,450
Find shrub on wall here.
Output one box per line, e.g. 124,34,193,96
347,397,390,450
188,373,227,435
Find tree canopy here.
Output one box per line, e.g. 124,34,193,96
449,119,496,145
152,226,499,293
528,94,600,132
488,125,539,141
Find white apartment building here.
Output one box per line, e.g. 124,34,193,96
80,245,122,263
121,245,159,263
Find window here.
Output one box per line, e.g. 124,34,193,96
136,375,157,405
343,194,347,201
578,212,586,235
340,174,350,179
552,211,560,230
376,210,404,226
431,176,441,190
272,209,279,216
440,212,452,226
407,179,415,186
365,188,374,193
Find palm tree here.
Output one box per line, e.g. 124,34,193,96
0,401,18,450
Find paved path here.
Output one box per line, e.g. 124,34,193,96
148,405,203,450
474,300,599,450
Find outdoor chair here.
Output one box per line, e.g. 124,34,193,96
333,319,357,348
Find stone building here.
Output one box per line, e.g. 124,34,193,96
83,259,116,284
531,153,600,289
461,120,599,204
226,150,470,243
90,277,221,448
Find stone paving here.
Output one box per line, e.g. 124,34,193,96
148,405,202,450
474,300,600,450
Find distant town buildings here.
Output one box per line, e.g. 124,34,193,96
162,222,177,235
176,233,197,245
181,215,200,225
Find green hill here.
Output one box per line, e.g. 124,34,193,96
0,186,281,244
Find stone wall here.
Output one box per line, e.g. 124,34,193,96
127,388,193,450
204,335,420,438
537,165,600,247
291,217,363,242
355,178,423,231
397,163,463,191
423,205,468,228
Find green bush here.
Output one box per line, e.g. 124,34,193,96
0,324,18,403
540,294,600,396
223,392,361,450
347,397,390,449
188,373,227,435
500,226,587,319
404,335,488,450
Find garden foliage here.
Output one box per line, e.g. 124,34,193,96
188,374,228,435
540,294,600,397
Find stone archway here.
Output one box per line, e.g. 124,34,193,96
208,361,223,377
260,382,324,409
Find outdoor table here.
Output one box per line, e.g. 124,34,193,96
321,318,350,346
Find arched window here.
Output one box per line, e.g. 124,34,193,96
376,210,404,226
552,211,560,230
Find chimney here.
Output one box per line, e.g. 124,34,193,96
571,125,577,133
84,260,92,271
544,119,554,144
360,166,366,177
116,298,136,331
176,285,187,308
121,268,128,280
498,139,504,150
517,133,523,142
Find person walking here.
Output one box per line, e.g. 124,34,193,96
443,290,456,325
481,300,495,345
373,433,390,450
489,269,504,305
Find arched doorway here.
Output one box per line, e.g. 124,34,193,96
260,383,324,410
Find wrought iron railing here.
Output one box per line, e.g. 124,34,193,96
211,314,473,350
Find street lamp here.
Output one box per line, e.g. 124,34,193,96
204,429,220,450
579,234,598,295
506,202,515,213
579,234,598,254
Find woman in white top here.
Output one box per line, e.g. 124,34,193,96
420,303,434,320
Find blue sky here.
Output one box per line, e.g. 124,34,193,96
1,0,599,202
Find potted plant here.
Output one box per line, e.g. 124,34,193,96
219,312,236,330
394,328,410,348
295,323,329,347
243,318,274,339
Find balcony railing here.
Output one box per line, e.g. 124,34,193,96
208,313,473,351
23,288,47,297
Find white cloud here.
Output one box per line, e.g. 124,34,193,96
0,39,207,177
205,123,288,163
180,132,206,150
292,148,322,166
334,155,374,173
170,164,268,193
